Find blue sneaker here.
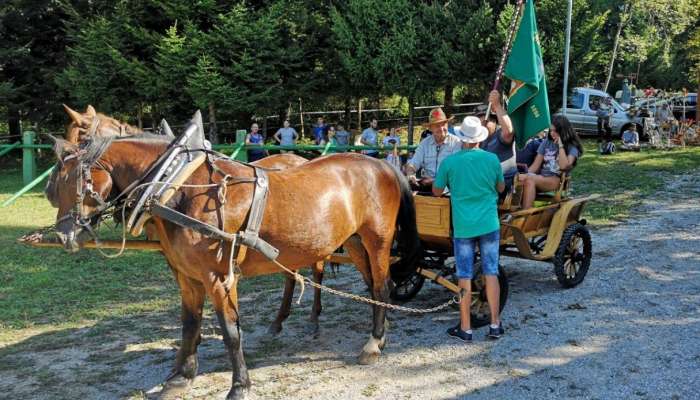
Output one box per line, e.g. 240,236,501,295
487,323,505,339
447,325,472,342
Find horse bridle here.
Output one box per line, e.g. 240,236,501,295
57,150,112,233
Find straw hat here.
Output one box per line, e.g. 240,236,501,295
428,108,453,125
453,116,488,143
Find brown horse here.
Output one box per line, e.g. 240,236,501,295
49,134,418,399
50,107,324,335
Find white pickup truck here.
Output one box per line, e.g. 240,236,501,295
554,87,641,137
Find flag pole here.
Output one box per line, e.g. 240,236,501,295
562,0,573,115
486,0,526,117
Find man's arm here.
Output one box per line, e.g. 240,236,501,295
496,181,506,193
405,141,425,176
432,185,446,197
432,161,448,197
495,158,506,193
489,90,514,143
273,130,281,143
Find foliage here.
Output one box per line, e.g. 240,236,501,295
1,0,698,134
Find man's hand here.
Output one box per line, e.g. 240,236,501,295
488,90,502,112
407,174,418,186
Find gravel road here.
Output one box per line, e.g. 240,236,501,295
1,173,698,400
169,172,699,400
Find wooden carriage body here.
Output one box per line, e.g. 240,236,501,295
413,193,597,261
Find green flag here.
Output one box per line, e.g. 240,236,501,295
504,0,550,149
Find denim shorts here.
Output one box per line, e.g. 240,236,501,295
453,229,500,280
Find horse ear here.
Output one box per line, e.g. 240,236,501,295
63,104,88,126
85,105,97,117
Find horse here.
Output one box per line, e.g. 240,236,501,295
50,107,325,335
49,133,418,399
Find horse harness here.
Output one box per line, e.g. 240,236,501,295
64,129,279,292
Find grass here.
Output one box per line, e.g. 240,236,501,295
571,140,700,225
0,163,285,342
1,143,699,338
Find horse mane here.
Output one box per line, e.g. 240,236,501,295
95,112,143,134
78,136,115,165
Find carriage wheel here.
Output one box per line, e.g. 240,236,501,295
449,263,509,328
553,223,592,288
468,264,509,328
529,236,547,255
389,269,425,302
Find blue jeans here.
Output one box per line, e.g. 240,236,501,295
453,230,500,280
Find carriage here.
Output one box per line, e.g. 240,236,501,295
384,179,598,327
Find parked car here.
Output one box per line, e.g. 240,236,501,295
554,87,640,137
670,93,696,121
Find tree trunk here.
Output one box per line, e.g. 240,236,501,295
357,99,363,133
208,102,219,144
8,109,21,138
408,96,415,146
137,104,143,130
344,97,351,129
603,3,631,93
444,83,454,116
299,98,305,139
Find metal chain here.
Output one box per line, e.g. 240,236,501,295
271,259,459,314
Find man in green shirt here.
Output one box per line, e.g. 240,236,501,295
433,116,505,342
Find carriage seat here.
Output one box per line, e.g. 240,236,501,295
535,173,571,203
499,176,524,211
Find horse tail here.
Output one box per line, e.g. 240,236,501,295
388,164,421,282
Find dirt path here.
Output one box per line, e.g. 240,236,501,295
1,172,698,400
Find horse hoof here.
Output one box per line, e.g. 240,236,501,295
159,375,194,400
267,322,283,336
304,321,320,336
357,351,380,365
226,386,249,400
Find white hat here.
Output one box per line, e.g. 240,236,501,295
453,116,488,143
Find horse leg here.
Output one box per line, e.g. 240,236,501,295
307,261,325,335
343,235,388,364
357,235,392,365
160,269,205,400
268,273,296,335
205,273,250,400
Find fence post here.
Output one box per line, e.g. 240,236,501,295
234,129,248,162
23,131,37,185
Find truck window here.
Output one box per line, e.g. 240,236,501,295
589,95,606,110
567,92,584,109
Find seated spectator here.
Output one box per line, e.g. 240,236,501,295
245,123,268,162
405,108,462,191
621,125,640,151
335,124,351,150
519,115,583,209
273,119,298,153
